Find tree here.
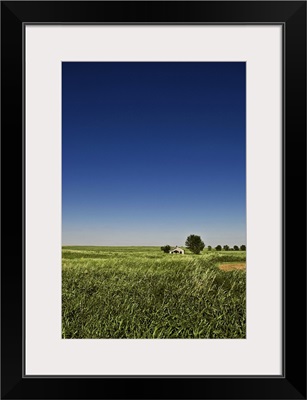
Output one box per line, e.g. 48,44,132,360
185,234,205,254
223,245,229,251
233,245,239,251
161,245,171,253
208,245,212,251
215,245,222,251
240,245,246,251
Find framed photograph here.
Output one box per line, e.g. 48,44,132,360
1,1,306,399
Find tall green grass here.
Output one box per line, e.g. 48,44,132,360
62,247,246,339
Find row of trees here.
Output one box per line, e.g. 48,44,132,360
210,244,246,251
161,235,246,255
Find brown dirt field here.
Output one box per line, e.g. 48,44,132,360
218,263,246,272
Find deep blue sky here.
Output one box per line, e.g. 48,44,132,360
62,62,246,246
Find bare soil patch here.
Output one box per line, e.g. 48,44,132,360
218,263,246,272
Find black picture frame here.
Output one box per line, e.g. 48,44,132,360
1,1,306,399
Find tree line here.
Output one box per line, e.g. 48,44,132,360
211,244,246,251
161,234,246,255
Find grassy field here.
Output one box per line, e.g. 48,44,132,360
62,247,246,339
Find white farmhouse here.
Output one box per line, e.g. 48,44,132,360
169,246,184,254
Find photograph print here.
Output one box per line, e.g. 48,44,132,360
62,62,246,339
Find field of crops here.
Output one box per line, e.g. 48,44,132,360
62,247,246,339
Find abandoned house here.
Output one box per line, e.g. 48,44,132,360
169,246,184,254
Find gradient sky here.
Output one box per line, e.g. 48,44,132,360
62,62,246,246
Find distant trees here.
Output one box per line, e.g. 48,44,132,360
207,245,212,251
161,245,171,253
185,234,205,254
214,244,246,251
